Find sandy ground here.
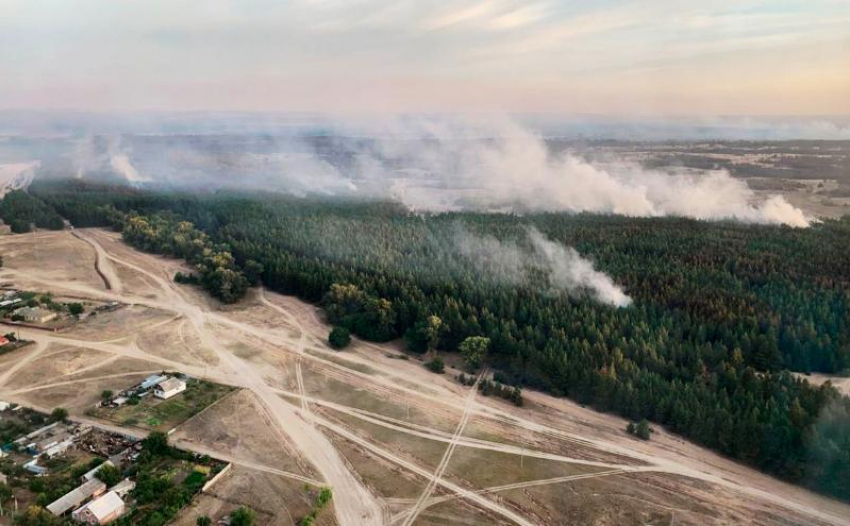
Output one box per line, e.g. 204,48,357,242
0,227,849,526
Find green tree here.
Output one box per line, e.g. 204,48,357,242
459,336,490,371
95,463,122,487
67,303,84,316
142,431,170,456
636,419,651,440
101,390,113,401
230,507,255,526
328,327,351,349
404,315,443,353
14,506,61,526
425,356,445,374
50,407,68,423
196,517,212,526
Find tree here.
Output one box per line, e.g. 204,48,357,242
243,260,264,286
626,422,636,435
101,390,113,401
196,517,212,526
142,431,170,456
404,315,443,353
95,463,122,487
459,336,489,371
636,419,651,440
328,327,351,349
67,303,84,316
425,356,445,374
50,407,68,423
230,507,255,526
14,506,62,526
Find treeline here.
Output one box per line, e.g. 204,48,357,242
30,180,850,501
0,189,64,232
101,206,254,303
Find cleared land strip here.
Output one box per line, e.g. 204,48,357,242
390,469,632,524
402,370,484,526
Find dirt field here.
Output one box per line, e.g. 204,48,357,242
1,227,849,526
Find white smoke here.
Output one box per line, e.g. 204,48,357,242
61,116,815,227
349,118,813,227
453,224,632,307
110,153,152,184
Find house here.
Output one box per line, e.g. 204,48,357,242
0,472,6,484
0,335,9,347
0,400,10,411
46,479,106,516
12,306,58,324
0,298,20,308
72,490,125,524
154,377,187,399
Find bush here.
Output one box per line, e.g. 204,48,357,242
425,356,445,374
636,419,651,440
196,517,212,526
67,303,84,316
231,507,255,526
328,326,351,349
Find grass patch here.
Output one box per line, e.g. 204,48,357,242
91,379,236,432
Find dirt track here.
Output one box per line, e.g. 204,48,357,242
1,228,849,526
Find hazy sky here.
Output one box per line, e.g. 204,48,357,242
2,0,849,115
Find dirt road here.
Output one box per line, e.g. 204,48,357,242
2,228,850,526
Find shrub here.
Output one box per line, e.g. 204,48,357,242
328,326,351,349
425,356,445,374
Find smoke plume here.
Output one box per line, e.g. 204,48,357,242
453,225,631,307
21,115,816,227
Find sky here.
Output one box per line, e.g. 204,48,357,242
1,0,849,116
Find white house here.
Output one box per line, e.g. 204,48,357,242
72,491,125,525
153,377,187,399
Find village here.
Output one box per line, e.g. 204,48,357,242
0,372,241,526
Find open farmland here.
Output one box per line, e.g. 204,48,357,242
1,227,849,526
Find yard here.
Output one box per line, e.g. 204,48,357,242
89,379,236,432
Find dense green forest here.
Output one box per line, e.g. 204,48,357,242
19,179,850,501
0,189,64,232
